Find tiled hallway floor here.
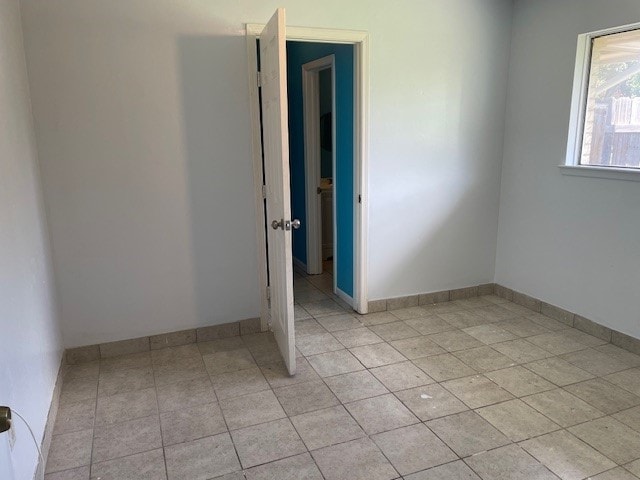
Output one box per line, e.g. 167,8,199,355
46,274,640,479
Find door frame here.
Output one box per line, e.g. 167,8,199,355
246,24,370,329
302,55,335,277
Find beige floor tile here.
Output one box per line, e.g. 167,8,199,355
311,437,398,480
520,430,616,480
160,401,226,445
45,430,93,474
564,378,640,414
331,327,383,348
614,405,640,433
525,312,571,331
589,467,640,480
316,313,363,332
477,399,560,441
165,433,240,480
491,339,553,363
427,330,483,352
522,388,604,427
150,344,201,365
64,361,100,381
425,411,510,457
404,316,455,335
497,318,551,338
472,304,518,322
569,416,640,464
98,365,155,397
197,336,245,355
324,370,388,403
260,357,320,388
349,343,406,368
53,398,96,435
370,322,421,341
295,319,328,337
485,366,555,397
605,368,640,396
403,460,480,480
453,346,516,373
389,336,445,359
501,302,536,315
202,348,256,375
442,374,514,409
249,342,286,366
100,352,152,374
59,376,98,405
437,310,488,329
464,444,557,480
295,305,313,321
372,423,456,475
560,348,631,376
273,380,339,416
422,302,467,315
231,418,306,469
245,453,323,480
357,312,401,326
525,357,594,386
296,333,344,356
301,299,345,317
307,349,364,377
156,375,215,412
345,393,418,434
527,332,589,355
413,353,477,382
89,448,166,480
370,361,434,391
596,344,640,368
395,384,468,421
95,387,157,426
562,328,608,347
291,405,365,450
626,460,640,478
389,306,428,320
462,324,518,345
45,466,90,480
210,367,270,400
153,355,207,387
219,389,285,430
92,415,162,463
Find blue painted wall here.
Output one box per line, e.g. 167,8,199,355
287,41,354,297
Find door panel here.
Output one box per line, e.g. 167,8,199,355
260,8,296,375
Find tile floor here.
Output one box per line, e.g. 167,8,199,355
45,271,640,479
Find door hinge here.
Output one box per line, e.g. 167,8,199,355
266,286,270,300
358,194,362,204
262,185,267,199
257,71,262,88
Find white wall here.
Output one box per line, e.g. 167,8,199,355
0,1,63,478
21,0,513,347
496,0,640,339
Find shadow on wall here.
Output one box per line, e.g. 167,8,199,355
176,34,260,325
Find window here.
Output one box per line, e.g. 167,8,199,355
565,23,640,177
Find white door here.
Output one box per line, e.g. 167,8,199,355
260,8,297,375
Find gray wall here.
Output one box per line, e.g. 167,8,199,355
0,1,63,478
21,0,513,347
496,0,640,338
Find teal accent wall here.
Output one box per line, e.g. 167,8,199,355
287,41,354,297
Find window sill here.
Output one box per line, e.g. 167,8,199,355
559,165,640,182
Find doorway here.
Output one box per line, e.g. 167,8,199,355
246,21,369,337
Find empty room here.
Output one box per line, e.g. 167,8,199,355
3,0,640,479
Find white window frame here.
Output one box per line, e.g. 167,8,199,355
561,21,640,182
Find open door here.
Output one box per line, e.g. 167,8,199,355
260,8,297,375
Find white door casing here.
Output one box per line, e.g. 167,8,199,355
259,8,296,375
